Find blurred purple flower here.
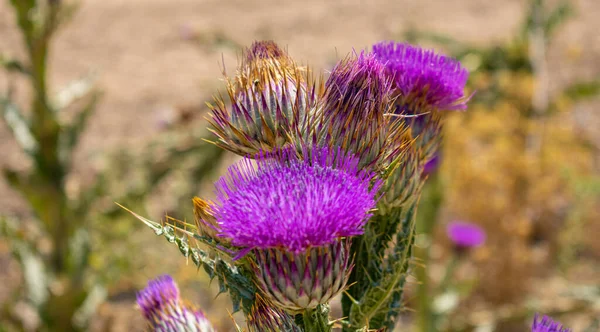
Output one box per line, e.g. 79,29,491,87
214,146,380,253
137,275,179,320
372,41,469,112
137,275,214,332
531,314,571,332
446,221,486,249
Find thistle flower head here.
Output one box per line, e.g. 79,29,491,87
372,41,469,112
309,52,401,170
213,146,378,311
209,40,319,156
246,294,301,331
137,275,180,319
531,314,571,332
446,221,486,249
214,146,379,253
137,275,215,332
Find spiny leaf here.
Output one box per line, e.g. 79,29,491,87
119,204,256,314
349,203,418,329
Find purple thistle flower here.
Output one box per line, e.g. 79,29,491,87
213,146,379,311
446,221,486,249
137,275,180,320
137,275,214,332
531,314,571,332
309,52,404,171
214,146,380,253
372,41,469,112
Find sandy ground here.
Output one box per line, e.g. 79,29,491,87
1,0,599,330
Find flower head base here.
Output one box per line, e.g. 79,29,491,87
309,52,403,171
446,221,486,250
214,146,379,253
372,41,469,113
531,314,571,332
254,239,351,313
209,40,320,156
137,275,214,332
247,294,302,331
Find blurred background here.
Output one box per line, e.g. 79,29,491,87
0,0,599,331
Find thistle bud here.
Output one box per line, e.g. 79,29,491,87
209,40,319,156
213,147,380,312
137,275,215,332
310,53,395,171
381,138,422,208
246,294,301,332
531,314,571,332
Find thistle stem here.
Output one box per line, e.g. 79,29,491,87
301,305,331,332
415,171,444,332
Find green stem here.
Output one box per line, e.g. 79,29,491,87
301,305,331,332
415,171,444,332
435,254,460,296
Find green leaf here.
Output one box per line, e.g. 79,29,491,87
544,1,574,38
2,216,49,308
19,246,48,307
59,89,101,167
0,97,38,155
53,73,98,111
0,54,30,75
72,284,106,329
562,80,600,101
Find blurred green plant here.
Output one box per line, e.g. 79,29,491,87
408,0,600,331
0,1,225,330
